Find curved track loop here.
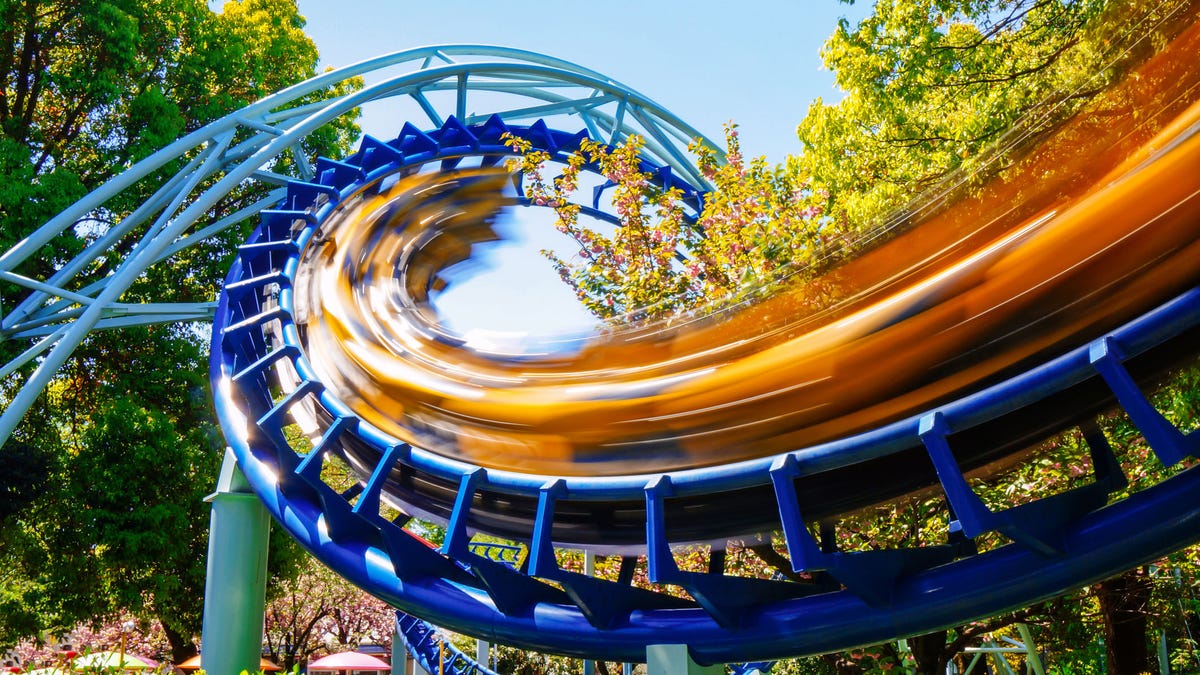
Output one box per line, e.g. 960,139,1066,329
4,15,1200,669
213,14,1200,662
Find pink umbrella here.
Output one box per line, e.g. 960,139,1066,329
307,651,391,673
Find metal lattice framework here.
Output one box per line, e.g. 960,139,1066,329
7,44,1200,668
0,45,715,442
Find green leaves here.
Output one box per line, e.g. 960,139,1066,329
0,0,361,655
509,125,833,320
798,0,1119,230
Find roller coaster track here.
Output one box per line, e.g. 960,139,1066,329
396,610,500,675
5,15,1200,669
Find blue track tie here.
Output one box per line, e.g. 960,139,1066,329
528,479,565,577
315,156,367,191
254,378,321,428
445,474,574,614
556,128,591,153
231,344,300,384
474,114,511,144
295,415,355,484
352,442,412,519
397,122,439,156
592,181,614,210
1090,337,1198,465
769,454,827,572
529,481,688,627
357,135,407,174
256,208,314,242
222,270,286,300
923,411,1119,555
526,119,558,154
769,455,952,605
645,475,813,627
237,238,296,255
438,116,481,151
921,412,1001,539
644,475,677,584
220,306,288,338
283,181,341,210
442,468,487,558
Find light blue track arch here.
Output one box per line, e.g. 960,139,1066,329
5,44,1200,668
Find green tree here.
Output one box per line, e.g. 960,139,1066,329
796,0,1192,231
0,0,358,657
507,125,834,320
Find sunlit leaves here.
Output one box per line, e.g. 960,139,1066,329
507,125,833,320
797,0,1131,230
0,0,361,655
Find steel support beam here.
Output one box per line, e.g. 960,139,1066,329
200,448,271,675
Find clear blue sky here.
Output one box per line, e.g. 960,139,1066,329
289,1,871,336
295,1,868,162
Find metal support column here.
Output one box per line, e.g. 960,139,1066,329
393,622,405,675
583,553,595,675
1159,629,1171,675
1015,624,1045,675
476,639,490,671
200,448,271,675
646,645,722,675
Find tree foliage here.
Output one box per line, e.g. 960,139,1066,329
796,0,1190,231
262,557,394,672
507,126,835,320
0,0,358,657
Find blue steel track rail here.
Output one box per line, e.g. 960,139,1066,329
397,610,501,675
211,114,1200,665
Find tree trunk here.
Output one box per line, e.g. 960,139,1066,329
1096,567,1153,675
161,621,197,665
819,652,865,674
909,630,949,675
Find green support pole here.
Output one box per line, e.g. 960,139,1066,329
583,553,595,675
646,645,722,675
1015,623,1045,675
1159,629,1171,675
201,448,271,674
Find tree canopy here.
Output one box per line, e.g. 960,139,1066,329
0,0,358,657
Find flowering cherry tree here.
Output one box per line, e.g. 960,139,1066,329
262,557,394,672
505,125,837,320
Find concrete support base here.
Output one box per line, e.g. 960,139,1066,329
646,644,722,675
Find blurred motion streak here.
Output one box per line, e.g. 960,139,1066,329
294,17,1200,476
